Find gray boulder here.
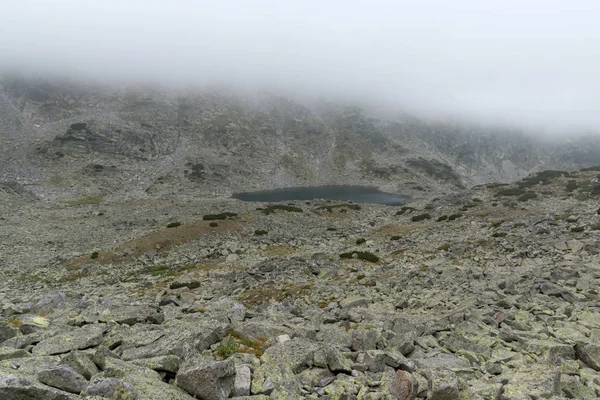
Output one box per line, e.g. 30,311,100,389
176,355,236,400
84,378,138,399
38,365,88,394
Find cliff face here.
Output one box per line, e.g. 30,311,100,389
1,77,599,200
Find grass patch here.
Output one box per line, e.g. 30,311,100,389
339,251,379,263
215,339,240,359
495,188,526,197
518,192,538,202
238,284,313,308
448,213,463,221
395,206,416,216
571,226,585,232
262,205,303,215
318,204,361,212
566,180,578,192
203,212,237,221
411,213,431,222
437,244,450,251
147,265,170,276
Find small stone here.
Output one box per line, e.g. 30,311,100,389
277,335,291,344
233,364,252,397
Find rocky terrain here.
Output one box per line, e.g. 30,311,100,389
1,164,600,399
2,77,600,399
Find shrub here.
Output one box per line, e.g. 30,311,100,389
518,170,567,188
492,232,507,238
255,229,268,235
90,251,99,259
437,215,448,222
166,222,181,228
495,188,526,197
339,251,379,263
487,182,509,189
215,339,240,359
490,220,505,228
566,180,578,192
411,213,431,222
356,238,366,245
571,226,585,232
395,206,416,216
448,213,463,221
518,192,537,202
203,212,237,220
390,235,401,241
581,165,600,172
262,205,303,215
318,204,361,212
209,222,219,227
327,227,337,231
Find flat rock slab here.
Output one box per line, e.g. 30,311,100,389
32,324,106,356
38,365,88,394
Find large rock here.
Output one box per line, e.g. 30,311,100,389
381,370,416,400
84,378,139,399
176,355,236,400
260,338,320,373
576,343,600,371
60,350,100,380
501,366,560,399
0,346,30,361
427,369,459,400
119,317,227,360
0,319,21,345
38,365,88,394
32,324,106,356
79,303,164,325
233,364,252,397
0,369,79,400
250,363,301,396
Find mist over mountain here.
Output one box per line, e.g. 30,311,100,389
2,0,600,133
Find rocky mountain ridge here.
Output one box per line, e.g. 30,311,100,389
1,77,599,203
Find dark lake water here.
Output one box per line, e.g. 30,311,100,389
232,185,406,206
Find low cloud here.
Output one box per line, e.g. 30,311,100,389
2,0,600,133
